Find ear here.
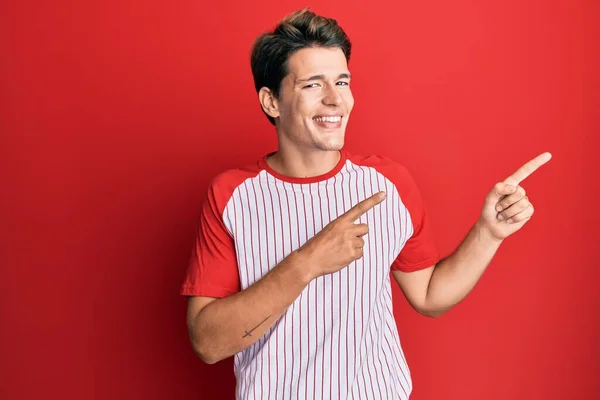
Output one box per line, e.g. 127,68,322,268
258,87,280,119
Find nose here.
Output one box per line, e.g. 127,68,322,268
322,84,343,106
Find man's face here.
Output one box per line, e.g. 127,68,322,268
273,46,354,152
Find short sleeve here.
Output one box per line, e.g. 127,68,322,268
180,179,241,298
390,166,440,272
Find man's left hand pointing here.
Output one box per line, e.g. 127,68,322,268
479,152,552,241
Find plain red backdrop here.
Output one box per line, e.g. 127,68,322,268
1,0,598,399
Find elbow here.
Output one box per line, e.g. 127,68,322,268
419,308,446,318
194,347,217,365
188,324,223,364
415,303,450,318
188,312,224,364
192,339,222,365
198,353,220,365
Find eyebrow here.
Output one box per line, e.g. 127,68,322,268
296,73,352,83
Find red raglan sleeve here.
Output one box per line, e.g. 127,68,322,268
180,174,241,298
389,163,440,272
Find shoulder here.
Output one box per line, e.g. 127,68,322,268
346,150,428,216
346,151,417,188
205,162,263,211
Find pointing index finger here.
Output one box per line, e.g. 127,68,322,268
343,191,386,221
504,152,552,186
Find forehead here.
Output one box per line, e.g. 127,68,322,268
286,47,349,79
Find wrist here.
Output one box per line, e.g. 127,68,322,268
475,220,504,247
286,249,316,285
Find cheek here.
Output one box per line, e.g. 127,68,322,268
279,99,295,121
296,96,319,121
344,91,355,112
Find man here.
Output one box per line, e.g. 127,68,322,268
181,8,551,399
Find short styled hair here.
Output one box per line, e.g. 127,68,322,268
250,8,352,125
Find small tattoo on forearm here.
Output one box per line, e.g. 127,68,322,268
242,315,271,338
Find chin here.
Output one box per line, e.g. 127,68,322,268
316,138,344,151
305,125,346,151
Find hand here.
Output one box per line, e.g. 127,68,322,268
479,152,552,241
299,191,387,279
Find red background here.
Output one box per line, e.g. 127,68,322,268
2,0,599,399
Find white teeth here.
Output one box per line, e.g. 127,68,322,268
314,116,342,123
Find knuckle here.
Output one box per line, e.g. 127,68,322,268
518,186,526,196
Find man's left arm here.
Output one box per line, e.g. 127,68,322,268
393,152,552,318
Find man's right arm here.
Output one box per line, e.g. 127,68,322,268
186,249,312,364
186,191,387,364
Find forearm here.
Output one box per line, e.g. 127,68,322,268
424,221,502,315
190,250,312,364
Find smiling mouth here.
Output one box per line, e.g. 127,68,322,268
313,116,342,123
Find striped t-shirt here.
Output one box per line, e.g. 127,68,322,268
181,149,440,399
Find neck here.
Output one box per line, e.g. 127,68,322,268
267,145,341,179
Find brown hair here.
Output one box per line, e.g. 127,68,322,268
250,8,352,125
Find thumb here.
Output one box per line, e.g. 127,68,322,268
487,182,517,204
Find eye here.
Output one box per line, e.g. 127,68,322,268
303,83,320,89
336,81,350,86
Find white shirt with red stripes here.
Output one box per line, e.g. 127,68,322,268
181,149,440,399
